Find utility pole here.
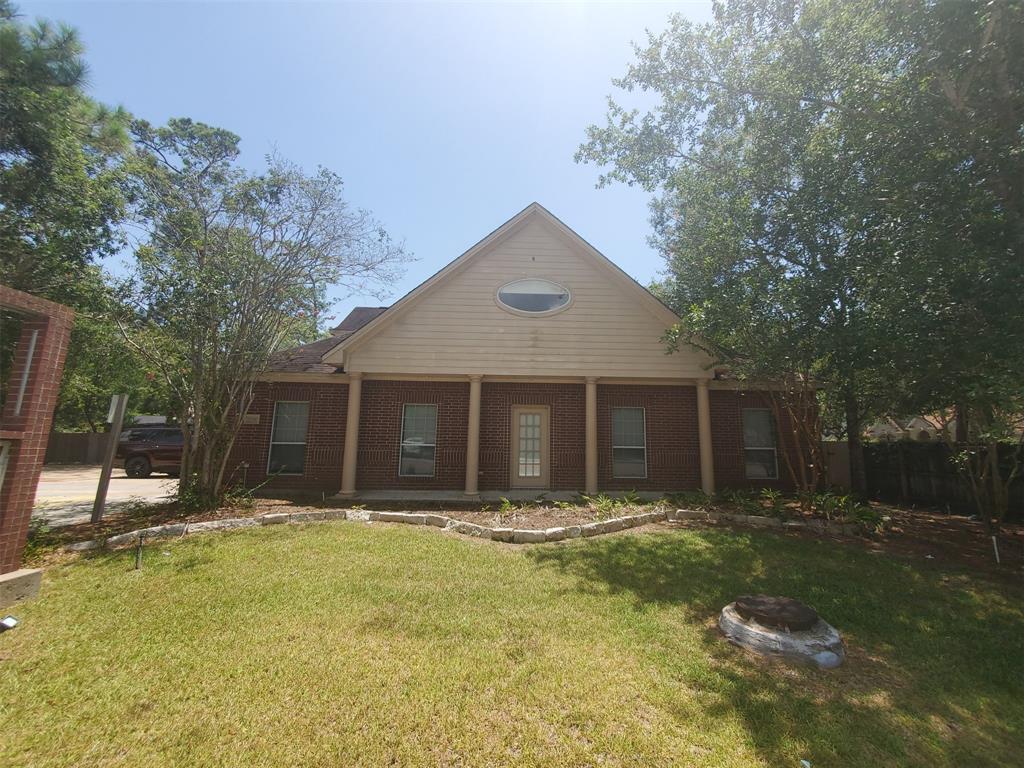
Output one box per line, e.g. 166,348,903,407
91,394,128,524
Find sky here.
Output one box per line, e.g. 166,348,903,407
25,0,714,324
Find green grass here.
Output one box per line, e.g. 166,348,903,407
2,523,1022,767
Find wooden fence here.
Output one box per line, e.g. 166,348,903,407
44,432,110,464
864,442,1024,516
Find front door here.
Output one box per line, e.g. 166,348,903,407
510,406,550,489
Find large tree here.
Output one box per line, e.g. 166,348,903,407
578,0,1023,513
0,0,128,303
0,2,168,429
123,118,409,508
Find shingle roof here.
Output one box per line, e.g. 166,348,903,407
331,306,388,335
266,306,390,373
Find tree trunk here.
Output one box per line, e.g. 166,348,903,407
845,392,866,495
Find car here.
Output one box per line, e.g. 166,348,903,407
115,426,184,478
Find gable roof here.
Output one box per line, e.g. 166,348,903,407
330,306,388,336
322,202,680,365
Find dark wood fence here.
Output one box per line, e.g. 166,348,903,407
864,442,1024,516
44,432,110,464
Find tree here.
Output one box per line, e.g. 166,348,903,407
0,0,128,303
578,0,1023,511
0,2,160,429
52,268,172,431
123,118,410,508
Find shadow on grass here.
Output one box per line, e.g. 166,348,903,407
527,528,1024,767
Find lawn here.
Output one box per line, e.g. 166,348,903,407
2,523,1022,767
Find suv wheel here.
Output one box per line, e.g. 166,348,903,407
125,455,152,478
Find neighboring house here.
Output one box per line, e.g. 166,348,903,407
226,203,806,497
865,416,948,442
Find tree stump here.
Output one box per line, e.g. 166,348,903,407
719,595,845,669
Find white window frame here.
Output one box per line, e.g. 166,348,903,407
494,278,573,317
742,407,779,480
399,403,438,478
267,401,310,476
611,406,648,479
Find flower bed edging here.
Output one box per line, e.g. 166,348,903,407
62,504,862,553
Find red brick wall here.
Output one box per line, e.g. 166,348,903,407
356,380,469,490
479,382,586,491
225,378,813,497
710,389,802,491
597,384,701,491
1,286,74,573
226,381,347,495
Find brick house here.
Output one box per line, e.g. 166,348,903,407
226,203,801,498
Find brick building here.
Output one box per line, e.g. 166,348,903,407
226,204,805,498
0,286,73,604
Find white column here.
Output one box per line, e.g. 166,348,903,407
585,376,598,495
339,372,362,496
464,375,482,496
697,379,715,495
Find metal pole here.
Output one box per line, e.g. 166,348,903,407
91,394,128,524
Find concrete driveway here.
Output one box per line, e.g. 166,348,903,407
33,465,177,527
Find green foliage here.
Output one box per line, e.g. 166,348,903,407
578,0,1024,507
666,490,715,510
0,2,129,305
759,488,786,519
123,118,410,508
580,493,618,520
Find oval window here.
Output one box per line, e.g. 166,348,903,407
496,279,571,314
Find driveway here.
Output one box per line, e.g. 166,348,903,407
33,465,177,527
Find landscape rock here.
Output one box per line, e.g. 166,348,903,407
491,527,514,543
377,512,427,525
449,521,489,538
424,514,450,528
564,525,582,539
324,509,348,520
580,522,603,537
260,513,289,525
544,527,566,542
512,529,546,544
105,531,142,548
290,511,326,523
188,518,258,533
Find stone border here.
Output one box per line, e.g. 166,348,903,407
63,507,861,553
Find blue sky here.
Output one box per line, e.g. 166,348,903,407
26,1,713,323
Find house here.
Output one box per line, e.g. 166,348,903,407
226,203,803,498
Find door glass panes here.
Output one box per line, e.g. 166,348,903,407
517,412,541,477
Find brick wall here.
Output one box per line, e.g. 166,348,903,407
0,286,74,573
479,382,586,491
710,389,802,491
225,378,812,497
597,384,701,491
226,381,347,495
356,380,469,490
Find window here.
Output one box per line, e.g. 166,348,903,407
743,408,778,479
496,278,571,314
268,402,309,475
612,407,647,478
400,404,437,477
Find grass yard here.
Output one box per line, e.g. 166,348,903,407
2,523,1022,767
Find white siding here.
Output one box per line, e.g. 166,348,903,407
338,216,712,378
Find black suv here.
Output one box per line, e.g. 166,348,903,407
115,427,183,478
